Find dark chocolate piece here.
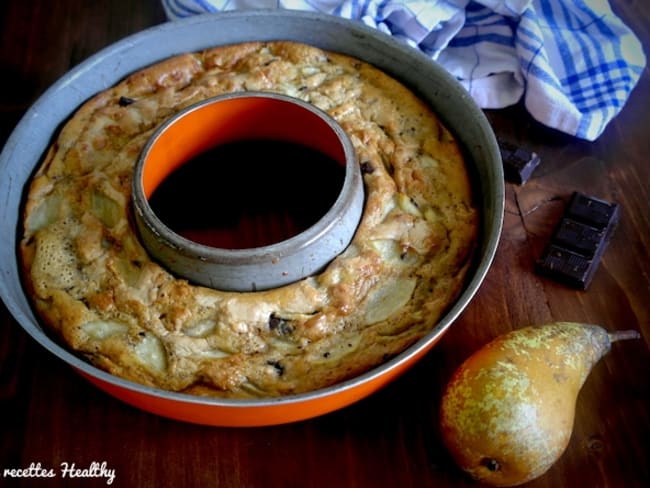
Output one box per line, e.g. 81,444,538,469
536,244,597,289
552,219,604,258
535,192,620,289
565,191,618,229
498,140,541,184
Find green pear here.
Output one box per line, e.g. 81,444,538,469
439,322,640,487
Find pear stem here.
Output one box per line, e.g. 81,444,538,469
608,330,641,343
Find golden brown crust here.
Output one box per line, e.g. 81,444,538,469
20,41,478,398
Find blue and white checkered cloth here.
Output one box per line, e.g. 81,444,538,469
161,0,645,141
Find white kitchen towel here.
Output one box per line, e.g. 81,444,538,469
161,0,646,141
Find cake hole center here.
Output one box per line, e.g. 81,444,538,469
148,139,345,249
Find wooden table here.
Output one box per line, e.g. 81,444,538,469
1,1,648,487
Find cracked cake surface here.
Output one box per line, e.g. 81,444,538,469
20,41,478,398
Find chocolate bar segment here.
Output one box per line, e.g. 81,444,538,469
537,245,594,289
553,218,604,258
499,140,541,184
565,191,618,229
535,192,620,289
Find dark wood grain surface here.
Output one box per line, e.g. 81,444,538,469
1,1,648,487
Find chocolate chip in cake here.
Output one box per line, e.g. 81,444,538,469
360,161,375,174
118,96,136,106
268,313,294,335
266,360,285,376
